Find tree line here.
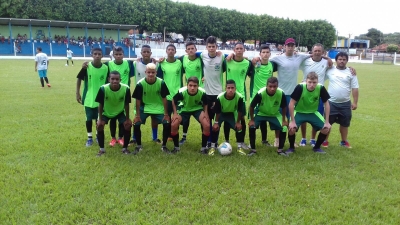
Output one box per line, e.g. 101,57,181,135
0,0,336,49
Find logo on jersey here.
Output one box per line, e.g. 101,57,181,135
273,101,279,107
196,65,201,71
241,69,246,75
119,96,124,102
176,69,180,75
215,64,220,70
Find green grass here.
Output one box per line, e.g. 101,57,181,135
0,60,399,224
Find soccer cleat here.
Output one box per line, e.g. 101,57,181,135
313,148,326,154
274,139,279,147
117,138,124,146
299,139,307,146
277,151,288,156
47,83,51,87
129,139,137,146
161,146,171,154
85,138,93,147
248,150,257,156
200,148,208,155
340,141,352,148
208,147,215,156
179,138,186,145
171,147,180,154
262,140,271,146
309,139,316,147
237,147,247,156
240,143,250,150
133,146,143,155
109,138,117,147
96,150,105,157
322,141,329,148
152,139,162,144
285,148,295,154
121,149,131,154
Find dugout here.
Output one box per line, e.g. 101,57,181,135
0,18,138,57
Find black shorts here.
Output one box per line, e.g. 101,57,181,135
329,101,352,127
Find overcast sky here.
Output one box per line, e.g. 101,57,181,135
176,0,397,38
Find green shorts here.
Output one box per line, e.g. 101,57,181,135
85,107,98,121
294,111,325,131
135,107,168,125
180,110,203,125
253,114,287,132
102,112,126,124
217,113,237,130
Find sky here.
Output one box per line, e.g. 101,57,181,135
175,0,397,38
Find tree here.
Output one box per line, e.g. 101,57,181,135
386,44,399,55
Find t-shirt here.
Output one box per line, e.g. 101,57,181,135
132,77,169,114
95,83,131,118
181,55,204,87
105,60,134,86
250,61,277,100
226,58,253,102
201,51,226,95
35,52,48,70
326,67,359,103
77,62,109,108
109,51,115,61
173,86,207,113
67,50,73,58
300,58,328,84
156,59,183,101
214,92,244,116
270,54,310,95
133,59,158,84
250,87,286,117
290,83,330,113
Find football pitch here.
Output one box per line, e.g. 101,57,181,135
0,59,399,224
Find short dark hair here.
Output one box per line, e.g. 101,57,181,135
114,46,124,53
312,43,324,51
185,41,196,49
206,36,217,45
335,52,349,61
92,47,103,54
141,44,151,50
187,76,199,85
226,79,236,86
267,77,278,85
259,44,270,53
36,47,42,51
110,70,121,76
234,42,244,47
166,44,176,50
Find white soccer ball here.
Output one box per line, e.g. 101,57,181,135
65,64,68,66
218,142,232,156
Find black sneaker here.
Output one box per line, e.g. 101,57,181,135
171,147,180,154
262,140,271,146
161,146,171,154
96,150,105,157
121,149,131,154
277,151,288,156
132,146,142,155
129,139,137,146
200,148,208,155
248,150,257,156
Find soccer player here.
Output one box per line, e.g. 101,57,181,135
66,48,74,66
208,80,246,156
287,72,331,154
156,44,184,116
95,71,132,156
324,52,359,148
250,45,279,147
171,76,210,154
132,63,171,154
76,48,109,146
34,47,51,88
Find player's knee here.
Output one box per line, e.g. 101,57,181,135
289,128,296,135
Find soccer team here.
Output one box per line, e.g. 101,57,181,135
72,36,359,156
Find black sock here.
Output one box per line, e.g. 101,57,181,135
86,121,92,133
44,77,49,83
109,119,116,138
172,133,179,148
182,121,189,138
118,123,124,139
240,118,246,140
162,123,171,146
249,127,256,149
98,130,105,148
223,122,230,141
211,130,218,144
314,132,327,149
40,78,44,87
66,60,69,65
71,60,74,65
260,121,267,141
279,131,287,149
123,129,130,148
202,134,208,148
134,125,142,146
288,134,295,149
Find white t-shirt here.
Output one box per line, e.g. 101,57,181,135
326,67,359,103
300,58,328,84
109,51,115,61
270,53,310,95
35,52,48,70
134,60,157,83
201,51,225,95
67,50,73,57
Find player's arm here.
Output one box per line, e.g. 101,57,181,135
34,60,38,71
124,88,132,129
289,85,302,130
95,87,106,128
321,56,333,68
351,88,359,110
320,86,331,129
212,99,222,131
247,61,254,77
235,97,244,131
161,81,171,122
132,84,143,124
201,93,209,120
280,93,288,126
156,64,164,79
249,94,261,127
76,69,87,104
172,93,182,115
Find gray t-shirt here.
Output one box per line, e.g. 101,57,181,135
201,51,225,95
326,67,359,103
300,58,328,84
270,53,310,95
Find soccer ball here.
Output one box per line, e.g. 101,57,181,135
65,64,68,66
218,142,232,156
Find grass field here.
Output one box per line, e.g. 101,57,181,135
0,59,399,224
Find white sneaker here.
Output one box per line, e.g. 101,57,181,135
274,139,279,147
240,143,250,150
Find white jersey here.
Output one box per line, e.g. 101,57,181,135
270,53,310,95
300,58,328,84
134,60,157,83
326,67,359,103
201,51,225,95
35,52,48,70
109,51,115,61
66,50,73,57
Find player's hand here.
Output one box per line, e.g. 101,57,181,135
133,116,142,125
136,57,142,62
225,53,234,61
82,61,89,69
123,119,132,130
201,77,205,82
235,122,242,132
289,121,297,132
320,123,331,135
251,57,261,66
158,57,165,62
96,120,106,130
163,115,170,123
351,103,358,110
349,67,357,76
212,123,220,131
248,120,255,128
151,58,158,64
216,51,222,57
76,93,82,104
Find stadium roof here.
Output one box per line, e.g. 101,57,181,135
0,18,138,29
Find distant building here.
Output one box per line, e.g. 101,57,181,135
333,39,370,49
